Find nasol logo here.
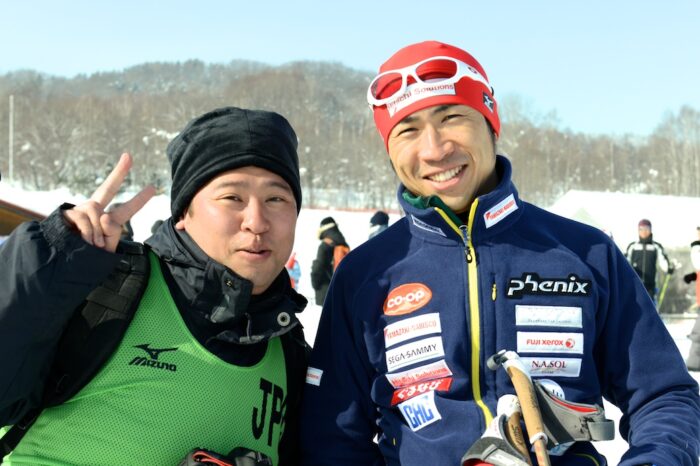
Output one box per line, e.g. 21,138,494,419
522,358,582,378
383,283,432,316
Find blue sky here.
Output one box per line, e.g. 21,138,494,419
1,0,698,136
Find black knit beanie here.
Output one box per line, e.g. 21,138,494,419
168,106,302,220
370,210,389,226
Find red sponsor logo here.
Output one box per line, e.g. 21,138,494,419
386,361,453,388
390,377,452,406
526,338,573,348
485,199,515,220
383,283,432,316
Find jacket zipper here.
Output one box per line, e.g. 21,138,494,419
436,203,494,428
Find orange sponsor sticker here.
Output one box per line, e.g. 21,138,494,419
383,283,433,316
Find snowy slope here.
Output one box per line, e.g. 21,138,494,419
2,184,699,464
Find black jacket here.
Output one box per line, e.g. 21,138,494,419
625,234,672,295
310,226,348,305
0,207,309,465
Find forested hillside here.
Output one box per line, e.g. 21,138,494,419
1,59,698,209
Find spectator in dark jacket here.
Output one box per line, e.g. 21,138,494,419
625,218,674,302
0,107,309,465
368,210,390,240
310,216,349,305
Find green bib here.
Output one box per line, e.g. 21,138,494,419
5,252,287,466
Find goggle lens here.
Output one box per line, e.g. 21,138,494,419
367,56,490,108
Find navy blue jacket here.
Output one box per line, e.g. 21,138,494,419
300,156,700,466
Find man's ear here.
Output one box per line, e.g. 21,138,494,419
174,207,188,230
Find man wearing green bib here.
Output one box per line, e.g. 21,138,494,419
0,107,309,465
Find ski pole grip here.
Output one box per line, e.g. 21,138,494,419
506,366,551,466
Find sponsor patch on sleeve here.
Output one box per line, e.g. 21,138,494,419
305,367,323,386
385,359,453,388
521,357,582,377
398,390,442,432
515,305,582,328
391,376,452,406
385,336,445,372
517,332,584,354
384,312,441,348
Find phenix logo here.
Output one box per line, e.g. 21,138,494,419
128,344,178,372
506,273,591,299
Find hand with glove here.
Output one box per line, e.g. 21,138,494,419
684,272,697,284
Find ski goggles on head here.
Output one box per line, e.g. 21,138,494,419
366,55,493,108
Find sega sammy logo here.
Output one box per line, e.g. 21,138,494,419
383,283,433,316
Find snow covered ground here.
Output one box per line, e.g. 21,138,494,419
2,183,699,464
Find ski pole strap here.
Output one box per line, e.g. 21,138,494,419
461,414,531,466
533,380,614,448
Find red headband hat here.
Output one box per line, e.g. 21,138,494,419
370,40,500,149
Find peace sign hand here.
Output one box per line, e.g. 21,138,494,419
62,153,156,253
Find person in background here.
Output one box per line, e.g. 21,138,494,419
683,226,700,308
310,217,349,306
625,218,674,303
0,107,309,465
368,210,390,240
150,219,165,235
285,252,301,290
684,226,700,371
300,40,700,466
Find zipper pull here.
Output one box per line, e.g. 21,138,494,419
492,282,497,301
459,225,473,263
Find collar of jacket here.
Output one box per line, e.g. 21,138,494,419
398,154,524,242
145,219,307,344
639,234,653,244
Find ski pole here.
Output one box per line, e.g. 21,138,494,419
488,350,551,466
657,273,672,311
498,395,533,466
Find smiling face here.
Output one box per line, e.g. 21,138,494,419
176,165,297,295
387,104,498,214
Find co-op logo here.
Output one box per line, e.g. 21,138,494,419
383,283,433,316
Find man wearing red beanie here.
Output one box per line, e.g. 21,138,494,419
301,41,699,466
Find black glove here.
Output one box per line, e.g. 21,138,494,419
667,266,675,275
684,272,697,284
